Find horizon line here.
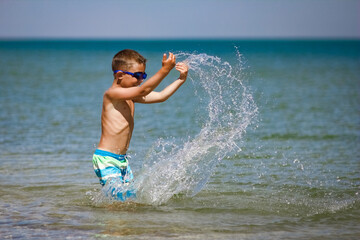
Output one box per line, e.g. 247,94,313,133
0,36,359,41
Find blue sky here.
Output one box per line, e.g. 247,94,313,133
0,0,359,39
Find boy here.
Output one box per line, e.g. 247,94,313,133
93,49,188,189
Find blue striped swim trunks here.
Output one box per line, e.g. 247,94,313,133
92,149,134,186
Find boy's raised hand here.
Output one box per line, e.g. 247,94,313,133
175,62,189,81
162,52,176,71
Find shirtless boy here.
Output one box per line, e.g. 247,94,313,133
93,49,188,187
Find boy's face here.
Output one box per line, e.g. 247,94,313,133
119,62,146,88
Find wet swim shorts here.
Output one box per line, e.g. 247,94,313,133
92,149,134,186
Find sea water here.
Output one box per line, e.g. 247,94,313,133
0,40,359,239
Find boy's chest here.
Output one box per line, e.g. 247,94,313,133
113,100,135,118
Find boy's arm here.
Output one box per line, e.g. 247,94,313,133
134,62,188,104
106,53,176,100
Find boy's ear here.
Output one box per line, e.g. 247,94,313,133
116,75,123,84
115,72,123,81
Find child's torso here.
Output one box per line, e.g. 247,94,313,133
98,98,134,155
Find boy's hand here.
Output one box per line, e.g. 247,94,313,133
175,62,189,81
162,52,176,71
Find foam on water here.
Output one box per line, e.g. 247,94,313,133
92,50,258,205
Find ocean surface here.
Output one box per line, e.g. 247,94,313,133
0,40,359,239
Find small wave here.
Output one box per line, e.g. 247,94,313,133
261,133,342,141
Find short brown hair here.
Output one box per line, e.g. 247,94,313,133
112,49,147,71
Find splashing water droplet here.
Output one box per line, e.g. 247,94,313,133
99,50,258,205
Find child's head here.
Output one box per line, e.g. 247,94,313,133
112,49,147,72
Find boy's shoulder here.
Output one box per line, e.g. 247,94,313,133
103,85,118,98
103,86,129,105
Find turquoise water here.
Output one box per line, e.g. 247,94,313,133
0,40,359,239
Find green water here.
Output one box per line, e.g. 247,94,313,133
0,40,359,239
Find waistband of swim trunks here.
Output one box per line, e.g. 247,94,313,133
94,149,126,160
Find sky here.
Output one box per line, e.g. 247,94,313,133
0,0,359,39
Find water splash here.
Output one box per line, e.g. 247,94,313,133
130,50,258,205
88,50,258,205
